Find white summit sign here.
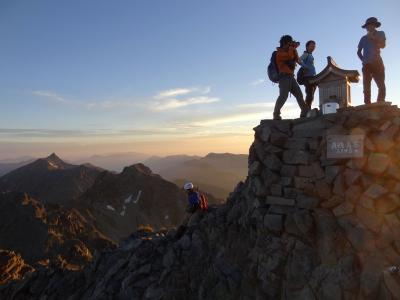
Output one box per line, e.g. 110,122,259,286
327,135,364,158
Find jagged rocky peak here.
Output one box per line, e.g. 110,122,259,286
38,152,73,169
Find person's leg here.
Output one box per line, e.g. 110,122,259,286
362,64,373,104
273,75,290,120
371,59,386,102
304,82,314,109
290,77,308,117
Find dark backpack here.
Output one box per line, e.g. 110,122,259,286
296,53,311,85
267,51,279,83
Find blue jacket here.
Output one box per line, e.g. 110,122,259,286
188,191,200,206
300,51,316,77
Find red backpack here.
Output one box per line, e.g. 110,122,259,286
199,193,209,212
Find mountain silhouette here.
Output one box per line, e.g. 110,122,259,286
0,153,104,205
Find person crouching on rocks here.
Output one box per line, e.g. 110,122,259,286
273,35,309,120
184,182,200,214
175,182,208,239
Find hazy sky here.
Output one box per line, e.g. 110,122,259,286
0,0,399,160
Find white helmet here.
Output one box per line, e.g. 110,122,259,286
183,182,194,190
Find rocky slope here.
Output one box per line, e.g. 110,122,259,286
2,103,400,299
0,153,104,205
0,250,34,285
0,191,115,270
76,164,188,241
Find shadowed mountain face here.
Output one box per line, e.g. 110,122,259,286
0,191,114,269
146,153,248,200
0,153,104,205
76,163,188,241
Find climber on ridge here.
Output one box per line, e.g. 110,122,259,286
175,182,208,239
183,182,208,215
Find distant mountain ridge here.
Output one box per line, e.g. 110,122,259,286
147,152,248,200
0,153,104,205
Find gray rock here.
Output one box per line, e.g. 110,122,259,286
284,138,309,150
321,195,344,209
270,132,288,147
343,168,362,186
268,205,297,215
280,165,297,177
262,154,282,172
283,150,310,165
332,174,345,197
266,196,295,206
270,184,282,196
284,187,301,199
364,183,388,199
280,177,293,187
251,176,268,197
296,195,319,209
264,214,283,232
259,126,272,142
249,161,262,176
325,166,342,184
332,202,354,217
294,177,314,191
293,210,314,235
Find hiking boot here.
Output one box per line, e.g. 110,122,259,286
273,113,282,120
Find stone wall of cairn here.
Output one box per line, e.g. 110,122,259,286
248,103,400,298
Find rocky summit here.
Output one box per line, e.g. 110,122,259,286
2,103,400,299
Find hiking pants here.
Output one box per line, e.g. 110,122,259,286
273,74,308,118
304,81,316,109
362,58,386,104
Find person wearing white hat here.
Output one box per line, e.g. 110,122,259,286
183,182,200,214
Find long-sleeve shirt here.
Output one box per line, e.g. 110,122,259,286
188,191,200,206
276,46,299,75
299,51,316,77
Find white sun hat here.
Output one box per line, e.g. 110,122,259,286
183,182,194,190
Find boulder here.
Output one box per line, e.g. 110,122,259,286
333,202,354,217
266,196,295,206
264,214,283,232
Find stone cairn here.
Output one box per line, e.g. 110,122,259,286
248,102,400,298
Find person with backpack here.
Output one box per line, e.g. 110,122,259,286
183,182,208,214
271,35,309,120
175,182,208,239
297,40,317,109
357,17,386,104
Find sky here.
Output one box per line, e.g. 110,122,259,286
0,0,399,160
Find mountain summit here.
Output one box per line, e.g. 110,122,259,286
2,103,400,299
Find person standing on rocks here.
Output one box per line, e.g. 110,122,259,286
357,17,386,104
299,40,317,109
273,35,309,120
